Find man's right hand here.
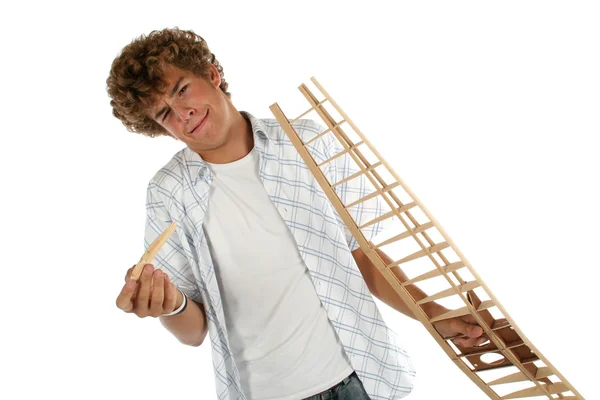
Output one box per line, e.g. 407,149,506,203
116,264,183,318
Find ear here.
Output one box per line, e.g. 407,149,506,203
208,63,222,88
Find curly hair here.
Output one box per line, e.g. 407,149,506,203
106,28,230,137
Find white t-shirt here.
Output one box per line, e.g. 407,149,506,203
203,148,354,400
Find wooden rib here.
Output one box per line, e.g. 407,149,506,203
501,382,568,399
304,127,331,146
521,357,541,366
305,119,346,146
375,222,434,248
346,182,400,208
317,140,364,167
417,281,480,305
359,202,417,229
488,368,554,386
289,99,328,123
534,368,555,380
429,306,472,323
376,230,414,248
389,242,450,267
403,261,464,285
488,372,529,386
477,300,496,311
459,346,502,358
492,319,511,331
332,161,382,188
131,222,177,280
506,340,526,351
413,221,435,233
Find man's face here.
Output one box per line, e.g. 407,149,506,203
149,64,234,153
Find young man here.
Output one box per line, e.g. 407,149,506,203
110,28,485,400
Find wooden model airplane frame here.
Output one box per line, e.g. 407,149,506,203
268,78,583,399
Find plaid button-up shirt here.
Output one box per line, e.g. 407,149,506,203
144,112,416,399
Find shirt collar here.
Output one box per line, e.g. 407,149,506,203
183,111,272,183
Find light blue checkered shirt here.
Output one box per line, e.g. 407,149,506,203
144,112,416,399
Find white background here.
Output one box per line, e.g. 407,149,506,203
1,1,597,399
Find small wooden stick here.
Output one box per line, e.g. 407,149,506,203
130,222,177,281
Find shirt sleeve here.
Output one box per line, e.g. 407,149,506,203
144,182,203,304
318,124,395,252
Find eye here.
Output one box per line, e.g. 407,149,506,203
162,109,170,122
178,84,188,96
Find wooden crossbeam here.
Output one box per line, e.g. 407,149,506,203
317,140,364,167
388,242,450,267
346,182,400,209
488,367,554,386
290,99,328,123
332,161,382,188
305,119,346,146
501,383,569,399
417,281,480,305
429,306,472,323
359,202,417,229
375,222,434,249
403,261,464,285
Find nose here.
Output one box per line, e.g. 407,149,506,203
174,105,195,121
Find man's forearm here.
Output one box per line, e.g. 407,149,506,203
159,293,208,346
357,247,447,320
376,254,447,320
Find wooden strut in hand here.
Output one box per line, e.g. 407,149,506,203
269,78,584,400
130,222,177,281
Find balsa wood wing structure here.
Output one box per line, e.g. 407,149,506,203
269,78,582,399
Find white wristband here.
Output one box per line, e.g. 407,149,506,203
161,288,187,317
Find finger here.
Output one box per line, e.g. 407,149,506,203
453,330,489,347
459,313,479,325
454,337,477,347
149,270,165,317
116,280,138,312
466,323,483,338
453,318,484,339
134,264,154,317
163,274,177,312
454,335,489,348
124,265,135,282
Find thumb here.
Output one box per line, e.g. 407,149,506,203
455,318,483,338
465,322,483,338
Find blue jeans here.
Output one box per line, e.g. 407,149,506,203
302,371,372,400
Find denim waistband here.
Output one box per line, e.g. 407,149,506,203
309,371,356,399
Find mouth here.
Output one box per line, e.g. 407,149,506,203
190,110,209,134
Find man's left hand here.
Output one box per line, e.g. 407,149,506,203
432,315,487,348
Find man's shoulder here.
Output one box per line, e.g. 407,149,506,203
252,113,331,153
146,148,187,196
264,116,326,136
